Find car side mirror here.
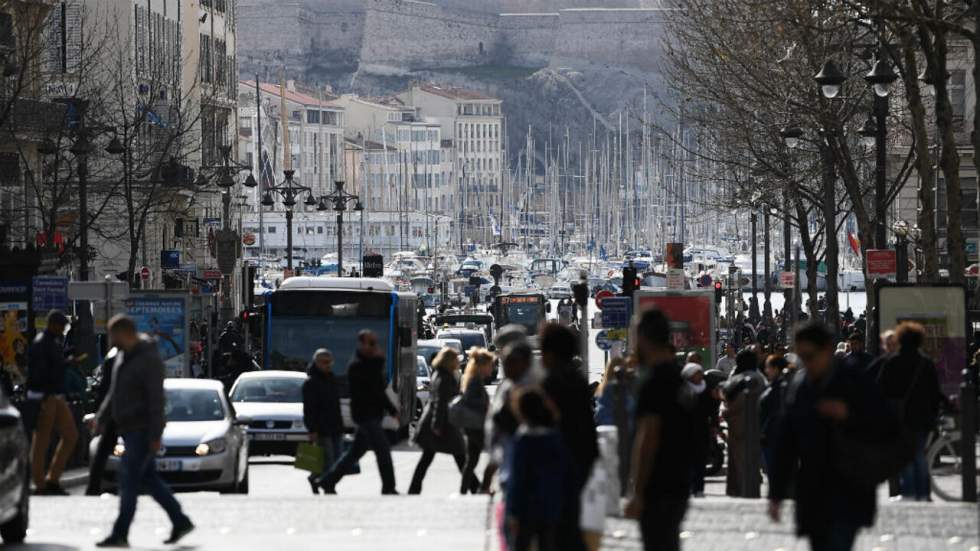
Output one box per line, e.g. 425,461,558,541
234,415,252,426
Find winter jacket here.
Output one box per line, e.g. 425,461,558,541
302,365,344,436
542,365,598,478
347,352,397,423
413,368,465,455
97,337,167,441
27,330,66,395
875,349,942,433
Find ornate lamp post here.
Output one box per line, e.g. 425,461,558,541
261,170,316,271
893,219,911,284
317,180,363,277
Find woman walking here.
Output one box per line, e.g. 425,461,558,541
459,348,494,494
408,348,467,494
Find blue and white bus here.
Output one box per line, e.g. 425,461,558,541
262,277,417,439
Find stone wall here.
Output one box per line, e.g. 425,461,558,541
497,13,558,68
552,8,667,72
359,0,500,71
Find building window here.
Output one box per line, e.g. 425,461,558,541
268,226,276,234
307,110,320,124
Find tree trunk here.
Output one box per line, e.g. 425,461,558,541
794,194,819,319
932,23,966,284
900,41,939,283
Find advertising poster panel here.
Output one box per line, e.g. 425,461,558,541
0,282,28,388
877,285,967,398
635,290,716,369
127,292,190,378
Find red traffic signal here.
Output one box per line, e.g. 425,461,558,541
714,281,723,304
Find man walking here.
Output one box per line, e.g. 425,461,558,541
302,348,343,494
319,330,398,494
625,308,695,551
94,315,193,547
27,310,78,495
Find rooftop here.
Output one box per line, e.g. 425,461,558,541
418,84,498,102
241,80,341,110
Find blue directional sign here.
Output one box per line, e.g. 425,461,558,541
32,276,68,312
595,330,613,351
601,296,632,329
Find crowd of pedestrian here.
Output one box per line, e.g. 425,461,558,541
18,298,956,551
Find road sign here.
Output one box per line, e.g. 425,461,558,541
31,276,68,312
698,273,712,288
595,289,614,309
242,233,256,246
140,266,151,280
601,296,632,329
595,330,613,351
779,272,795,289
866,249,896,279
666,268,686,290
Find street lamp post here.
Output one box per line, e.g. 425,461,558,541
750,210,758,322
764,207,773,320
262,170,316,272
317,180,363,277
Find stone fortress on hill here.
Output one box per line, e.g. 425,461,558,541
237,0,668,76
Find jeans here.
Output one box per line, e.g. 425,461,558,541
808,519,860,551
899,431,930,500
310,434,342,484
461,428,484,494
111,431,190,540
30,396,78,488
86,420,117,495
409,447,466,494
639,497,688,551
322,419,395,493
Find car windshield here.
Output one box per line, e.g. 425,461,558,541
442,332,486,351
165,389,225,422
231,377,305,403
416,359,429,378
418,345,441,364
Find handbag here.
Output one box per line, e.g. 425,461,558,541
448,395,484,430
834,360,922,486
294,442,324,473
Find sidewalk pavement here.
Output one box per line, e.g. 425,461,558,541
601,498,980,551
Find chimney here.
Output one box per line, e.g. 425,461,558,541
286,79,296,92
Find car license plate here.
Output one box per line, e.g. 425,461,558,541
156,459,182,472
251,433,286,441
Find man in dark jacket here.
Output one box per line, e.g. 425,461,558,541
302,348,344,494
769,322,896,551
843,330,874,373
540,323,597,551
875,322,941,501
94,315,193,548
27,310,77,495
319,330,398,494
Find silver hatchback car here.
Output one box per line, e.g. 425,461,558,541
93,379,250,494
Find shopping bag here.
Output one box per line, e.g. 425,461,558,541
294,442,324,473
580,462,607,536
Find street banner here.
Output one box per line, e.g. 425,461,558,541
779,272,795,289
31,276,68,330
126,292,190,378
634,289,716,370
665,243,684,269
877,285,967,399
666,268,685,290
866,249,896,279
0,282,28,387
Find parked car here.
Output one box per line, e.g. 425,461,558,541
93,379,250,494
415,355,432,420
547,284,573,300
436,328,497,382
0,385,28,543
229,371,309,456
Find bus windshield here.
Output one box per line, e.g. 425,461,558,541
267,290,393,393
498,296,544,333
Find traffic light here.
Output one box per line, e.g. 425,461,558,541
714,281,723,304
622,265,638,297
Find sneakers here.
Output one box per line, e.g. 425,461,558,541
95,535,129,548
163,521,195,544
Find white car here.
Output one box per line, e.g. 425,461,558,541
548,284,573,300
415,355,432,420
94,379,250,494
229,371,310,456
